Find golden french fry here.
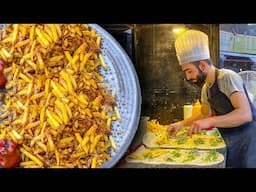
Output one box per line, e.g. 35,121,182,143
80,52,93,71
55,148,60,166
90,135,102,153
47,24,58,42
109,135,117,152
60,71,74,94
12,24,19,43
46,109,60,128
114,106,121,120
29,25,35,42
0,112,8,119
35,28,49,47
15,39,30,48
55,100,69,124
25,121,40,130
20,148,44,167
46,133,55,152
99,54,107,70
91,157,97,168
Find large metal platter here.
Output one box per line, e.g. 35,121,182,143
0,24,142,168
89,24,141,167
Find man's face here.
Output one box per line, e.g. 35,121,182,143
181,63,207,88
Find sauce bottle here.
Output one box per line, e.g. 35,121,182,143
183,103,193,119
192,99,201,116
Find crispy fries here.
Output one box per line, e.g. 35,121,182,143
0,24,120,168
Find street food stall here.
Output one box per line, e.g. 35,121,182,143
2,24,249,168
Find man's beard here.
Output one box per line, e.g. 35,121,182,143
187,69,207,88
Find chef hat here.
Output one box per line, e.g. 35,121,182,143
175,30,210,65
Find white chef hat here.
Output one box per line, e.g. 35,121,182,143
175,30,210,65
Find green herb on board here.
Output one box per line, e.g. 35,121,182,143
204,150,218,162
166,157,174,162
176,137,188,145
193,138,205,145
171,150,181,158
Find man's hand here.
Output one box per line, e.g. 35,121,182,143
189,118,213,136
167,121,183,137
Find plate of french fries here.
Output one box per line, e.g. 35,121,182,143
0,24,141,168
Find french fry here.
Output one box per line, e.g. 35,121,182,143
1,48,12,58
25,121,40,130
12,67,19,81
30,135,42,146
70,54,79,71
64,51,73,63
11,24,19,43
11,130,22,140
99,54,107,70
55,99,69,124
79,52,92,71
55,148,60,166
49,55,64,62
51,80,67,98
91,157,97,168
19,73,31,82
30,40,36,58
35,28,49,47
0,112,8,119
64,103,72,119
107,118,112,128
47,24,58,42
96,36,101,46
60,70,74,94
109,135,117,152
46,133,55,152
20,161,37,167
30,91,44,100
29,25,35,42
20,148,44,167
26,81,34,96
46,109,60,128
55,24,62,37
40,28,53,44
15,39,30,48
74,43,85,56
71,152,86,159
39,121,47,138
59,136,74,144
22,101,29,125
90,135,102,153
114,106,121,120
2,36,13,43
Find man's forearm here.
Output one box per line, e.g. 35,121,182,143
182,113,204,126
210,109,252,128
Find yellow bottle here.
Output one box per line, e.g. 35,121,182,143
192,99,201,116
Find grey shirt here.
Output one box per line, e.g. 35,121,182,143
201,69,244,108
